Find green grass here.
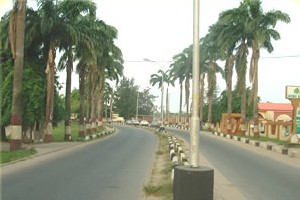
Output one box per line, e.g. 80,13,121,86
52,122,105,142
144,131,173,200
52,122,79,142
144,182,173,196
1,148,37,164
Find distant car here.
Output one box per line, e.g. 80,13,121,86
132,120,139,126
150,120,161,128
125,120,133,125
139,120,149,126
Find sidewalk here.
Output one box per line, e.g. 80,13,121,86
1,141,84,166
1,127,117,166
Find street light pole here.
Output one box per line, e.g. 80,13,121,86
143,58,165,127
172,2,214,198
190,0,200,167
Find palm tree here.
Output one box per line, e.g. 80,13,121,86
201,34,224,129
216,7,248,135
9,0,27,150
241,0,290,137
74,17,95,137
150,69,166,124
37,0,96,142
74,17,122,135
199,44,210,130
172,45,193,126
103,82,113,120
162,70,174,124
169,60,185,125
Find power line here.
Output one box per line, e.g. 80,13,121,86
261,54,300,59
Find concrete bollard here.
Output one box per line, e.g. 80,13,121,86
173,166,214,200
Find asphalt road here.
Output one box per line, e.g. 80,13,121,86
1,126,157,200
170,128,300,200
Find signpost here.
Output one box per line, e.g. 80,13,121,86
297,107,300,134
285,86,300,143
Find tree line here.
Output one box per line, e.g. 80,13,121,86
0,0,291,151
150,0,290,135
0,0,124,150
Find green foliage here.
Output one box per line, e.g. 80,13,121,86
22,66,45,127
0,61,13,126
70,88,80,115
53,93,67,127
137,88,156,116
114,78,138,119
203,87,255,123
114,77,156,119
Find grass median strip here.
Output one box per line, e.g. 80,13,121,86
1,148,37,164
144,132,173,200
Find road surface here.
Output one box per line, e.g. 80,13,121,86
1,126,156,200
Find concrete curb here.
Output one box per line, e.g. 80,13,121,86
1,126,116,166
210,131,300,158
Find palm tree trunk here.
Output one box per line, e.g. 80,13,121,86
9,0,26,150
78,66,86,137
240,84,247,135
86,72,92,134
64,50,72,141
97,73,105,128
90,71,98,132
199,73,205,130
253,62,259,137
207,96,213,130
207,63,216,130
226,55,234,135
185,78,190,127
44,42,56,143
251,42,260,138
179,82,182,125
166,87,169,124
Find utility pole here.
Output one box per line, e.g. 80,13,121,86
173,1,214,199
190,0,200,167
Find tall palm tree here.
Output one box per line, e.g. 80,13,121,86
199,44,210,130
241,0,290,137
37,0,96,142
172,45,193,126
201,34,224,129
162,70,173,124
216,7,248,135
9,0,27,150
74,18,122,135
150,69,166,124
169,60,185,125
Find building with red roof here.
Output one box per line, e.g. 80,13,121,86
258,102,293,121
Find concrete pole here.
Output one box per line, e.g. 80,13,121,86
190,0,200,167
173,2,213,199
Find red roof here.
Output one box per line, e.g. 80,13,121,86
258,103,293,112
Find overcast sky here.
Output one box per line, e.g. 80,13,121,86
1,0,300,112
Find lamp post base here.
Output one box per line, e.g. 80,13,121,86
173,165,214,200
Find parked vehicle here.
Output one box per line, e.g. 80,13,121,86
150,120,161,128
139,120,149,126
132,120,139,126
125,120,133,125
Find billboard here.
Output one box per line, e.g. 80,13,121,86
286,86,300,99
